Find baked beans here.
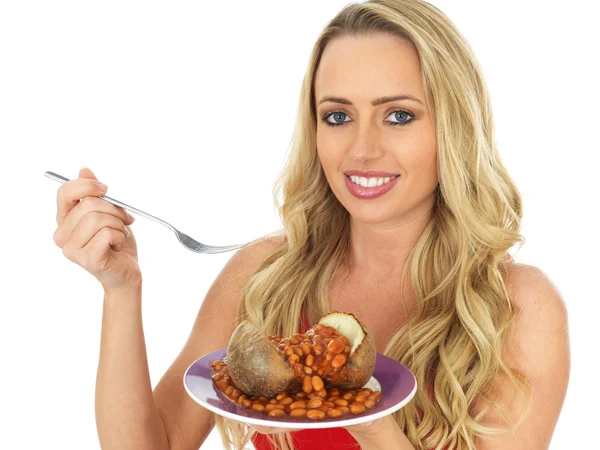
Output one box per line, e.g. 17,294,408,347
209,323,383,421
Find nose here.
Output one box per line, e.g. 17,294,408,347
348,122,385,164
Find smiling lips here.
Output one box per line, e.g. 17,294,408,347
344,173,400,199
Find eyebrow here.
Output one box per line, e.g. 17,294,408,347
317,94,424,107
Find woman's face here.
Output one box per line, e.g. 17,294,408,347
315,33,438,225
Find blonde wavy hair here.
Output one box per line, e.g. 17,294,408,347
213,1,531,449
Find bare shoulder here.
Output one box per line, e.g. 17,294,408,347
501,261,570,363
187,232,287,344
502,262,568,326
235,233,287,266
220,233,286,285
473,262,570,448
224,232,286,290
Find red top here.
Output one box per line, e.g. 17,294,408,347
250,252,514,449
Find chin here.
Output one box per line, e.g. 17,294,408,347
345,206,400,225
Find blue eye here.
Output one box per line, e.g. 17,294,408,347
320,109,415,127
387,110,414,126
323,111,351,126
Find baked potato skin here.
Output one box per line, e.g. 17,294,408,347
343,322,376,389
227,320,295,397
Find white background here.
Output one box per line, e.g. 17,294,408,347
1,1,598,449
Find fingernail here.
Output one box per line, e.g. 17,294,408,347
99,183,108,191
80,165,88,171
127,213,135,222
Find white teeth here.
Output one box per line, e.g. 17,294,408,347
349,175,395,187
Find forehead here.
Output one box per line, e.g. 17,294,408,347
314,33,423,101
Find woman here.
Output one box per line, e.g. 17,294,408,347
52,0,569,449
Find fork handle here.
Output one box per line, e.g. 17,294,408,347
44,171,177,233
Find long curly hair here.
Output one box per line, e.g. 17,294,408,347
213,1,531,449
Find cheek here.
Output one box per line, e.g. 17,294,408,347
316,133,340,169
404,132,438,183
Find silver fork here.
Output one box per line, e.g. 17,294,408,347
45,171,250,254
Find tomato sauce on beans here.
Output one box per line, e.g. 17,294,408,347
210,324,382,420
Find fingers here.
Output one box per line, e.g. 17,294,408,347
54,196,134,248
56,176,108,226
70,211,129,250
343,416,386,435
83,227,125,265
61,213,129,264
78,166,98,180
62,225,124,274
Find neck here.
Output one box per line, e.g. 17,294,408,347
346,199,434,279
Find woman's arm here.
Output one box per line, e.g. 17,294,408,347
472,264,570,449
96,283,170,450
95,236,285,450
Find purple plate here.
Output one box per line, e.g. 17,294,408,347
183,348,417,429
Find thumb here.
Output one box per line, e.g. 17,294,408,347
79,165,98,181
